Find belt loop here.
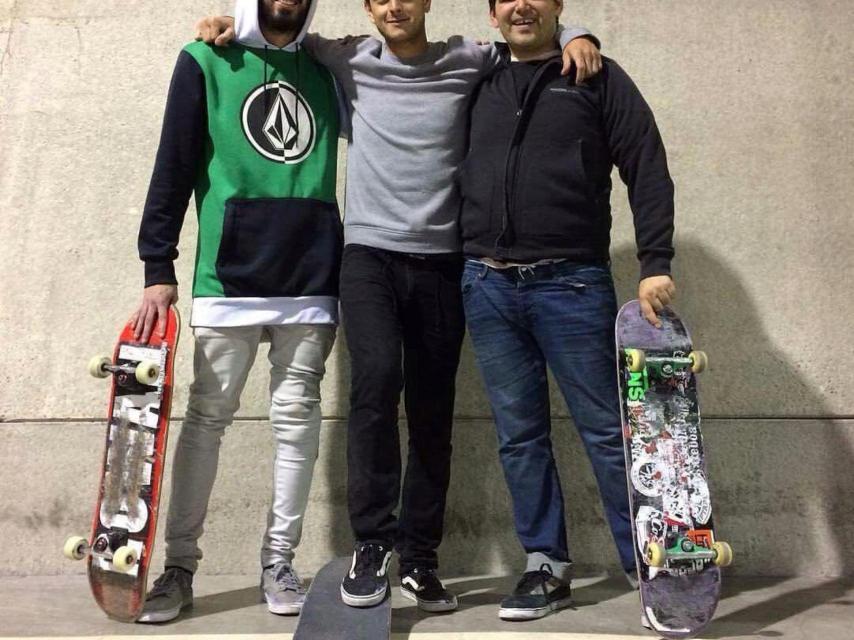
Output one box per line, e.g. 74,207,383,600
478,262,489,280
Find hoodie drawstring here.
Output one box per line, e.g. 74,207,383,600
294,45,301,164
263,44,270,116
261,41,303,164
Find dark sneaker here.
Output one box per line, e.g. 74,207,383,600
340,542,392,607
261,562,306,615
498,564,572,621
137,567,193,623
400,567,458,612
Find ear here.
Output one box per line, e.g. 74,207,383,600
363,0,377,25
555,0,564,17
488,8,499,29
424,0,433,14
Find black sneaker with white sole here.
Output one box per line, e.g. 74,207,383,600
498,564,572,621
340,542,392,607
400,567,458,612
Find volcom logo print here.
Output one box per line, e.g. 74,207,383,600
241,81,316,163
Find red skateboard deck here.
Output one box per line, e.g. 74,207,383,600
64,306,181,621
616,300,731,638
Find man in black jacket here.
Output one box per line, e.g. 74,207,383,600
459,0,676,622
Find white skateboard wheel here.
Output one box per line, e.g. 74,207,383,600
134,361,160,385
112,546,138,572
712,541,733,567
88,356,112,378
63,536,89,561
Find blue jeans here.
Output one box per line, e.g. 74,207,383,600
462,260,635,572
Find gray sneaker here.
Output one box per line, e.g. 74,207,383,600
261,562,306,615
138,567,193,623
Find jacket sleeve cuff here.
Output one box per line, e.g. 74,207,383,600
639,255,672,281
144,261,178,288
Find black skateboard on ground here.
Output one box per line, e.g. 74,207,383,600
295,557,391,640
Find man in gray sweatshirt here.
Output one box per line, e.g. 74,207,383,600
197,0,601,612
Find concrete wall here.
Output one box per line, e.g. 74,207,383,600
1,1,852,578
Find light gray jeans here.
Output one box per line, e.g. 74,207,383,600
164,324,335,573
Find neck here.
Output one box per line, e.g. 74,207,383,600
509,42,560,62
260,25,299,48
258,16,299,49
385,32,429,60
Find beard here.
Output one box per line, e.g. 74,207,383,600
259,0,310,34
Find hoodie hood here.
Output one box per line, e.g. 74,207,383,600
234,0,317,50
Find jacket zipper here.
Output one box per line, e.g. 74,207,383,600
496,55,563,257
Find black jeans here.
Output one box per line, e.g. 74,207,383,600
340,244,465,573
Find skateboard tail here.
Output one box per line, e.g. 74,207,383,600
89,570,144,622
637,539,722,639
645,608,693,638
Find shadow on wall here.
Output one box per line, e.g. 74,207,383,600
612,238,854,576
442,238,853,575
614,239,854,632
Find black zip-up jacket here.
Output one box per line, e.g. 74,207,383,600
459,49,675,279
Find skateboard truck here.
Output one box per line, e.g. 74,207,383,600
645,536,733,569
624,348,708,375
63,530,139,573
88,356,161,386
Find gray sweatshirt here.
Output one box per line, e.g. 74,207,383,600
299,30,590,253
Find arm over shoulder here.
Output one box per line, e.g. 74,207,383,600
301,33,367,78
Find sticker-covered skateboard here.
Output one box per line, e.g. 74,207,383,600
294,557,391,640
616,300,732,638
63,306,181,621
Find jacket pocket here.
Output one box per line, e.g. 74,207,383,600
458,153,503,241
216,198,343,298
515,138,600,238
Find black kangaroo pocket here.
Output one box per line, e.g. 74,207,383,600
216,198,343,298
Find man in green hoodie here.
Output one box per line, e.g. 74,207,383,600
132,0,341,622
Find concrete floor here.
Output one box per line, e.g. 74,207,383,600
0,573,851,639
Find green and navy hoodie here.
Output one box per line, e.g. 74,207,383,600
138,0,341,327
